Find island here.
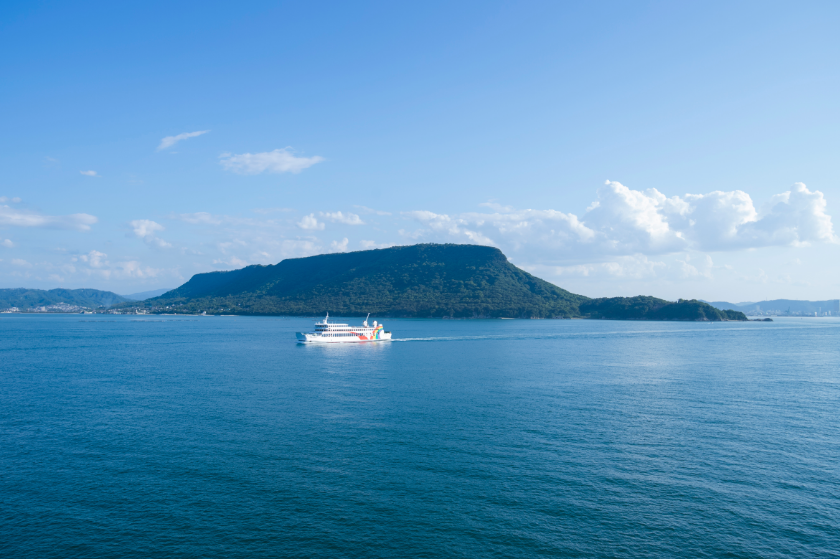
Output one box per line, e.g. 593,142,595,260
580,296,747,321
112,244,748,322
0,288,129,313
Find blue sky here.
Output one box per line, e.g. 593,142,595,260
1,0,838,301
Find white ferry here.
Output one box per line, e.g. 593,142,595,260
296,313,392,343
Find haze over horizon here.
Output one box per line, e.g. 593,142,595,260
2,1,838,301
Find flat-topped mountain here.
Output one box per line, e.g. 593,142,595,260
127,243,747,321
142,244,588,318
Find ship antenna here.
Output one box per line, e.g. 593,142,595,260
325,312,329,323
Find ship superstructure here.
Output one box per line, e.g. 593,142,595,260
296,313,392,343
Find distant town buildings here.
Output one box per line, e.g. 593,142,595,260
745,308,833,317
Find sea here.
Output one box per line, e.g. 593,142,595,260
1,315,838,558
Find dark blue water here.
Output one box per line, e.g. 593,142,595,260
2,315,839,558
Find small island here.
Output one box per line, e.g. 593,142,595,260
580,296,747,321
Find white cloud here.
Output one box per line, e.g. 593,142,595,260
321,211,364,225
401,210,511,246
76,250,161,279
130,220,164,238
177,212,224,225
1,239,13,248
12,258,32,268
114,261,161,279
79,250,108,268
0,204,97,231
0,197,21,203
129,219,171,248
742,182,835,247
167,212,332,265
276,239,322,258
354,205,392,216
330,238,349,252
80,170,99,177
582,181,682,254
220,148,324,175
297,214,324,230
401,182,835,264
174,212,276,227
675,254,714,279
213,256,248,269
532,254,667,280
587,181,836,253
217,240,248,255
360,240,394,249
158,130,209,151
479,201,516,212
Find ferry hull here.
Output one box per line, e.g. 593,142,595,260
296,332,392,343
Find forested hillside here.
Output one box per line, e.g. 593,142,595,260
580,296,748,321
136,244,588,318
0,288,128,309
121,244,749,321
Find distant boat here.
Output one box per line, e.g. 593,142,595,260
296,313,392,343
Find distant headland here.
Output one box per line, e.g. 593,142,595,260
94,244,747,322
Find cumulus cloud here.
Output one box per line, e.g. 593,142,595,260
321,211,364,225
12,258,32,268
742,182,835,247
78,250,108,268
158,130,209,151
220,148,324,175
115,261,161,279
129,219,171,248
402,182,835,264
330,238,349,252
0,204,97,231
1,239,13,248
587,181,835,253
297,214,325,230
402,210,511,246
76,250,161,279
80,170,99,177
0,197,21,203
